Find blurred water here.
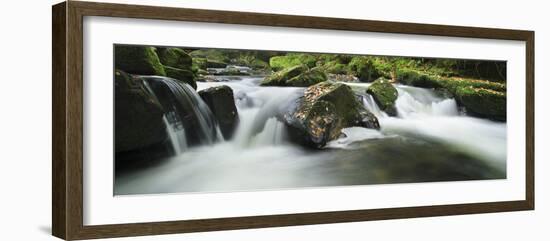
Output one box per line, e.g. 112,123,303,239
115,77,506,195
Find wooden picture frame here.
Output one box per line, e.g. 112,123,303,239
52,1,535,240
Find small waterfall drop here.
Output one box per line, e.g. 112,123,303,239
394,86,459,118
162,115,187,154
362,94,388,118
197,78,303,148
142,76,223,154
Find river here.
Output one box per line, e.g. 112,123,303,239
115,75,506,195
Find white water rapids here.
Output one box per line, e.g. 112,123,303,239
115,76,506,195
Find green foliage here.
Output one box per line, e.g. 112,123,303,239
348,57,383,82
269,54,318,71
189,49,230,63
114,46,165,76
192,57,207,70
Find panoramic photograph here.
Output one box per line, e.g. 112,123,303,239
113,44,507,195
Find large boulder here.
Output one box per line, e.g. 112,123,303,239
455,86,506,121
261,65,326,87
282,81,379,148
366,78,398,115
157,48,193,70
198,85,240,139
114,70,167,153
114,46,166,76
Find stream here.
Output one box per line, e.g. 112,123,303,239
115,75,506,195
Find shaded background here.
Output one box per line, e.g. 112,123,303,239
0,0,547,240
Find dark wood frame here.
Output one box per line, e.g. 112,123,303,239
52,1,535,240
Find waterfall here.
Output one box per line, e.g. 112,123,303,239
362,94,388,118
162,115,187,154
142,76,223,154
393,86,459,118
197,78,303,148
342,82,506,164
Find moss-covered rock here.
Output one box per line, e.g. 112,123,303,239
319,61,349,75
269,54,318,71
206,60,228,68
189,49,230,63
114,46,166,76
114,70,167,153
261,65,308,86
366,78,398,115
396,69,442,88
198,85,240,139
455,87,506,121
396,68,507,121
283,81,379,148
261,65,326,87
348,57,383,82
164,66,197,89
157,48,193,70
285,67,327,87
192,57,208,70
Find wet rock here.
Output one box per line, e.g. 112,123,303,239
164,66,197,89
283,81,379,148
198,85,240,139
366,78,398,116
114,70,168,153
114,46,165,76
157,48,193,70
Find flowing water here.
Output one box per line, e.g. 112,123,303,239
115,76,506,195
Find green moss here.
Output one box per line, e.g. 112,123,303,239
366,78,398,112
319,61,348,74
261,65,308,86
348,57,383,82
285,67,327,87
114,46,166,76
164,66,197,89
455,86,506,121
249,59,270,69
192,57,207,70
189,49,230,63
396,69,442,88
315,82,365,124
269,54,318,71
157,48,193,70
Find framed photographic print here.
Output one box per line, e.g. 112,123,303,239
52,1,534,240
